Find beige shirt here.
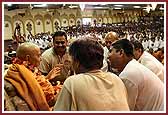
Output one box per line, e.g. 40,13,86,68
119,59,164,111
39,47,72,83
54,70,130,111
138,51,164,82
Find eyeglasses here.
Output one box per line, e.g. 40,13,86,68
54,41,65,44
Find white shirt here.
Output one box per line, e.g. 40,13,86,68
138,51,164,82
153,39,160,51
148,40,155,50
142,40,149,50
101,46,109,72
119,59,164,111
159,39,164,49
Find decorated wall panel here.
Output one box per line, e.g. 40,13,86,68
53,18,61,32
44,19,52,33
4,7,144,40
35,19,43,34
13,20,24,36
25,20,34,36
4,21,12,40
69,18,75,26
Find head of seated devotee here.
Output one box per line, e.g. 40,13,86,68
68,37,104,74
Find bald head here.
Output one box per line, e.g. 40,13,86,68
105,31,119,50
16,42,40,61
105,31,119,42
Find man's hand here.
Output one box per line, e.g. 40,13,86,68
46,65,63,80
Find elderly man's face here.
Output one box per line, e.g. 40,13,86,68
105,38,118,51
104,32,118,50
105,40,113,50
29,47,41,67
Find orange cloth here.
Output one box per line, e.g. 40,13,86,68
35,74,56,103
5,64,50,111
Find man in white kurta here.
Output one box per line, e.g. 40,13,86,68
132,40,164,82
119,59,164,111
138,51,164,82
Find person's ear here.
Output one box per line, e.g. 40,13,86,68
119,49,124,56
22,55,30,66
25,55,30,62
65,40,68,46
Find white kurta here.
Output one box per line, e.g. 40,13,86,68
119,59,164,111
138,51,164,82
101,46,109,72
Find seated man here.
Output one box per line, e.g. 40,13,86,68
4,42,61,111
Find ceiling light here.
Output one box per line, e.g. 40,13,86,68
114,5,123,7
7,4,12,6
69,5,78,8
94,7,103,9
114,7,122,9
133,6,141,8
34,4,47,7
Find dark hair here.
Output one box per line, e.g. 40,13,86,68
52,31,67,41
112,39,134,57
69,38,104,70
157,47,164,54
131,40,144,52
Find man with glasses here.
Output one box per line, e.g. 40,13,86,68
39,31,73,85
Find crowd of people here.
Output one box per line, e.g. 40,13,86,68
4,17,165,111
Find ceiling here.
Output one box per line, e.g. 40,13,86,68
4,3,164,11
